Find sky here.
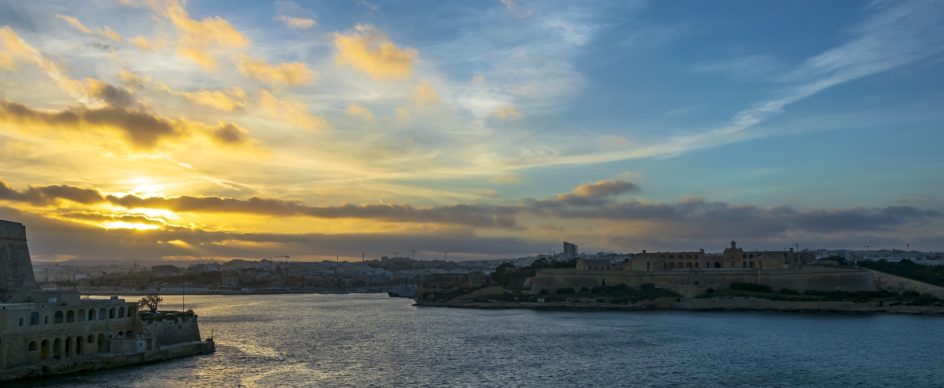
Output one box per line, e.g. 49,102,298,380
0,0,942,262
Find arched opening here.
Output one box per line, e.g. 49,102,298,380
97,333,106,353
65,337,73,357
66,310,75,323
44,315,49,324
40,339,50,360
714,262,721,268
87,335,95,349
99,308,106,320
128,305,136,317
669,262,675,269
54,311,63,324
118,331,124,338
88,309,96,321
29,341,38,352
118,307,125,318
109,308,116,319
53,338,62,359
686,262,693,268
646,262,651,271
30,312,39,325
749,261,755,268
78,309,85,322
75,336,83,355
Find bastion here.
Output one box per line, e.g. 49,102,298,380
0,219,215,382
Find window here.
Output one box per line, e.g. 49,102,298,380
109,308,116,319
29,341,38,352
18,317,24,327
44,315,48,324
30,312,39,325
88,309,96,321
118,307,125,318
54,311,63,324
67,310,75,323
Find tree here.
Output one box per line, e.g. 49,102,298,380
138,295,163,313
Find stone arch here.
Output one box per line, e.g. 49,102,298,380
30,312,39,325
686,262,693,268
65,337,73,357
76,336,84,355
714,261,721,268
66,310,75,323
87,335,95,346
88,309,96,321
77,309,85,322
109,307,116,319
53,338,62,359
54,311,63,324
99,308,106,320
118,307,125,318
29,340,38,352
40,339,50,360
97,333,106,353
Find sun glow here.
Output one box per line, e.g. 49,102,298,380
102,221,161,230
126,177,166,198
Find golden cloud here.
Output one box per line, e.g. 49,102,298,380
334,25,417,80
276,15,316,30
412,81,440,107
56,14,93,34
345,103,375,122
489,174,522,185
237,55,315,85
259,90,326,130
493,105,523,119
161,0,250,69
179,88,247,111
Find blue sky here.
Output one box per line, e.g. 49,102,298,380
0,0,941,261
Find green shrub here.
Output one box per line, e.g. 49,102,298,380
730,282,772,292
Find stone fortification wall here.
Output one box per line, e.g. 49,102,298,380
870,270,944,299
141,312,201,348
530,267,878,297
0,221,37,297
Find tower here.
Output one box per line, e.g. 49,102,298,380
0,220,39,299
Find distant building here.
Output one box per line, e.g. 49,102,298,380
563,242,578,260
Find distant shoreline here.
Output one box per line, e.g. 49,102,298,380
416,297,944,316
79,290,390,297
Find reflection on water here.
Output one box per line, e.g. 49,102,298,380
19,293,944,387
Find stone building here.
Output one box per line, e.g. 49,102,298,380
0,219,213,382
628,241,809,272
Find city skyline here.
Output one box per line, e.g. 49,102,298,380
1,0,942,261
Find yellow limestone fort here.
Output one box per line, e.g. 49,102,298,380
0,219,214,382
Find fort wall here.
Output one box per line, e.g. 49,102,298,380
0,221,37,298
530,267,878,297
141,312,201,347
870,270,944,299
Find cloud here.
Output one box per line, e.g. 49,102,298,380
259,90,326,130
0,206,542,261
411,81,440,107
0,100,178,149
85,79,139,108
237,55,316,85
56,14,93,34
0,26,84,95
160,0,250,69
492,105,522,119
0,180,103,206
334,24,418,80
345,103,375,122
178,88,246,112
57,14,125,43
211,123,249,145
690,54,780,80
276,15,316,30
550,179,640,206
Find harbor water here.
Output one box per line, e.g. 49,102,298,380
19,293,944,387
